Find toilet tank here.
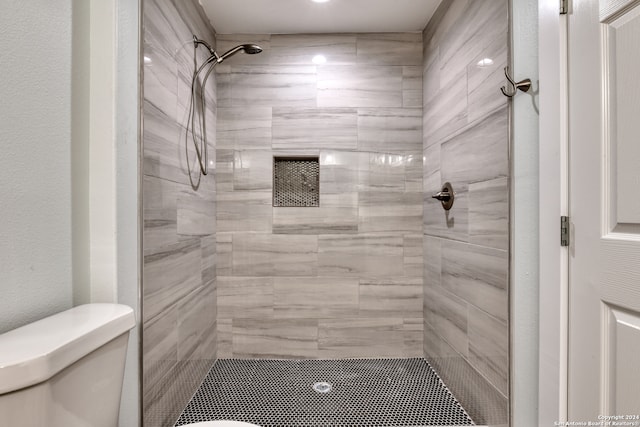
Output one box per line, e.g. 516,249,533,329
0,304,136,427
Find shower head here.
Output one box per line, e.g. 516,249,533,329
217,44,263,63
193,36,263,65
241,44,263,55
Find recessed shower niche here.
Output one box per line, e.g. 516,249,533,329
273,157,320,207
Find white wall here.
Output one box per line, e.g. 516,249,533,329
78,0,141,422
115,0,141,423
538,0,567,423
1,1,140,424
0,0,74,333
511,0,540,425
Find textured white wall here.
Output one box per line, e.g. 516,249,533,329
512,0,541,425
0,0,74,333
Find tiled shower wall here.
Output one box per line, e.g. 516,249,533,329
215,33,424,359
422,0,509,425
142,0,218,425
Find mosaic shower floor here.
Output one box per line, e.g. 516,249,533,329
175,358,474,427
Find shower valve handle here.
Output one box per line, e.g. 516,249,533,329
432,182,455,211
431,191,451,201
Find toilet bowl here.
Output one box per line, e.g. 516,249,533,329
0,304,136,427
181,422,260,427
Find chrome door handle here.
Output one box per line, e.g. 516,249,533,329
431,182,455,210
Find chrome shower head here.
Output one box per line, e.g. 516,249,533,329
217,44,263,62
241,44,263,55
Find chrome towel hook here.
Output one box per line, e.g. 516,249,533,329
500,66,532,97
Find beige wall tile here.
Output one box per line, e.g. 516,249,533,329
403,234,424,277
143,2,219,423
468,306,509,396
423,285,468,357
201,235,217,285
216,233,232,276
318,234,404,277
217,191,273,233
144,239,203,323
441,239,508,323
271,34,357,66
359,152,406,191
319,150,360,194
467,37,508,123
422,0,509,421
318,318,405,358
273,193,359,235
405,152,424,192
215,31,427,359
232,234,318,276
440,107,509,185
216,107,273,150
423,322,508,425
143,304,178,391
143,102,185,185
217,277,274,318
359,278,423,318
273,107,358,150
230,65,318,107
423,68,468,148
317,65,403,108
233,318,319,358
358,108,422,153
274,277,359,318
217,318,233,359
143,175,179,254
177,283,217,361
233,150,273,191
403,318,425,357
215,148,234,192
358,191,422,233
177,190,216,236
356,33,423,66
423,235,442,290
469,177,509,250
403,66,423,108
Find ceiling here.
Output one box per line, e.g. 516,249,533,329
199,0,443,34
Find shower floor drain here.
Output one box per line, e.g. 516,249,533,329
312,381,332,393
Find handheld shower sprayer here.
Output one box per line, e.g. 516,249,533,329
193,36,263,66
216,44,263,63
187,36,262,185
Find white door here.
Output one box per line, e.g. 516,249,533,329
568,0,640,420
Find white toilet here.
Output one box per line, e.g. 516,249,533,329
0,304,259,427
0,304,136,426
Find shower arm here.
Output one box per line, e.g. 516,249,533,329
193,35,220,62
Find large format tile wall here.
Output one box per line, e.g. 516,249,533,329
421,1,510,425
142,0,218,425
215,33,424,359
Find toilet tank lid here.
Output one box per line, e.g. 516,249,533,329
0,303,135,395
